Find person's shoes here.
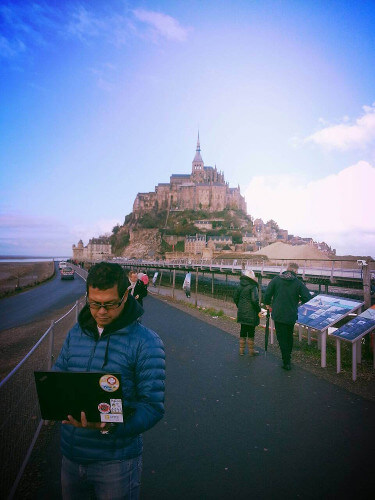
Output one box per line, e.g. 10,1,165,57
247,338,260,356
282,363,291,371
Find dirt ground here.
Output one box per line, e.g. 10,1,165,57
0,261,55,297
0,303,75,381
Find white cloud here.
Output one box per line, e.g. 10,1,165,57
0,34,26,58
305,104,375,151
133,9,189,42
71,218,119,245
67,5,106,42
244,161,375,256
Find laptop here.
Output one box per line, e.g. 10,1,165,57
34,371,135,423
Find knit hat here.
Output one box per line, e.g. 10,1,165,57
242,269,258,283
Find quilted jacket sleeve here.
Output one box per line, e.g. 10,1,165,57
52,329,72,371
116,332,165,438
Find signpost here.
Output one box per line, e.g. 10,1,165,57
296,295,364,368
329,305,375,381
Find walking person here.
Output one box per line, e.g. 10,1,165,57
152,272,159,287
233,269,261,356
263,262,311,370
128,269,148,306
53,262,165,499
182,272,191,298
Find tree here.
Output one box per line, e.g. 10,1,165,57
266,219,279,231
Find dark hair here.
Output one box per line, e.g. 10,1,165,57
86,262,128,297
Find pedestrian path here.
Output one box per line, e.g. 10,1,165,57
17,295,375,499
148,284,238,319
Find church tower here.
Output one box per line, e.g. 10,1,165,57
192,132,204,182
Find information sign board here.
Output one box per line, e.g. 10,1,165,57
297,294,363,331
329,305,375,342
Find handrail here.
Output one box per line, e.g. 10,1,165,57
0,323,54,389
54,301,81,325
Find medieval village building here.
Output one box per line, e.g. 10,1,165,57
72,238,112,262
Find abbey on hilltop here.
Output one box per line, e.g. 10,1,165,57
133,134,247,216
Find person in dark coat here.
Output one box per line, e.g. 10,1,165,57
233,269,261,356
128,270,148,306
263,262,311,370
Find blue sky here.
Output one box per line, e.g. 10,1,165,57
0,0,374,257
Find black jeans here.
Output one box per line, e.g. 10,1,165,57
240,324,255,338
274,321,295,365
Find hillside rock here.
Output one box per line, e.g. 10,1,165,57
121,228,162,259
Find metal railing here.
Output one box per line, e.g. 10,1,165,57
0,295,86,499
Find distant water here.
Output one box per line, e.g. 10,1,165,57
0,256,69,263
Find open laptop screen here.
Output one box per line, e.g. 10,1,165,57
34,371,135,423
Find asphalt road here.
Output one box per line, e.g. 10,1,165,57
0,263,86,331
20,294,374,499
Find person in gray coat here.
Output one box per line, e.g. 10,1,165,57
234,269,261,356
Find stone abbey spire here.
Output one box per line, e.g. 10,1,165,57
133,133,247,215
192,131,204,176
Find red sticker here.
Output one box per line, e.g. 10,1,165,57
98,402,111,414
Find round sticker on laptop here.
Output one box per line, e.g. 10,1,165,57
98,402,111,413
99,374,120,392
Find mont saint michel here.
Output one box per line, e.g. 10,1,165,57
133,134,247,216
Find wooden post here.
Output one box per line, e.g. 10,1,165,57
362,262,371,309
157,270,163,295
356,340,362,364
336,339,341,373
195,269,199,307
172,269,176,299
352,343,357,381
321,329,327,368
211,272,214,296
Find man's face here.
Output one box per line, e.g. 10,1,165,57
129,272,138,283
87,285,128,328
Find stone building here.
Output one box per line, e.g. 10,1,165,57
72,238,112,262
133,134,247,216
185,234,207,255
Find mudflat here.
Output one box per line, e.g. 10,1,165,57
0,261,55,296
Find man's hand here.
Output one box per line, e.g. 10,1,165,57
62,411,106,431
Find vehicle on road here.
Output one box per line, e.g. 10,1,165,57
58,261,68,270
60,266,75,280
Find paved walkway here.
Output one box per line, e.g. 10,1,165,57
149,284,238,318
16,294,374,499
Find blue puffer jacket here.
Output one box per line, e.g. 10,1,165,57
53,294,165,463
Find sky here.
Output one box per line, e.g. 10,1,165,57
0,0,374,258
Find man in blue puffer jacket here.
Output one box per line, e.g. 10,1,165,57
53,262,165,499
